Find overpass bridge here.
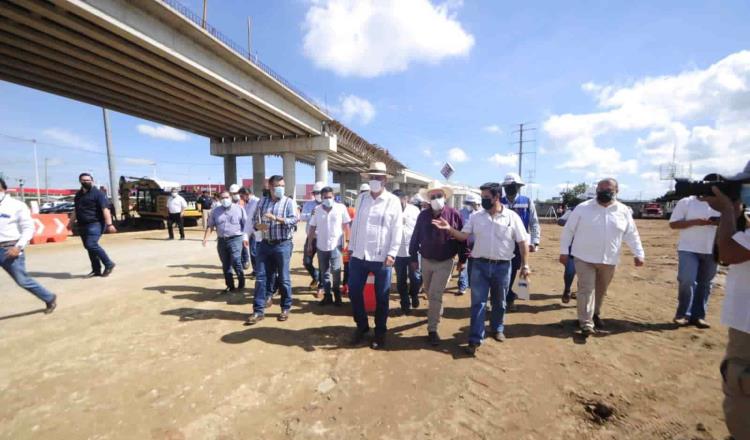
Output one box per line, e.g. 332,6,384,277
0,0,425,199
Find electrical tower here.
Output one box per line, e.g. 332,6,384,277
511,123,536,179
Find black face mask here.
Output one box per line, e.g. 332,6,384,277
504,185,518,198
481,197,494,210
81,182,93,190
596,190,614,204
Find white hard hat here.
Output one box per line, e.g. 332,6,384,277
228,183,240,193
411,193,425,204
312,181,325,192
359,183,370,192
465,193,480,204
502,173,525,186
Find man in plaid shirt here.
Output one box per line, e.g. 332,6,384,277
245,175,298,325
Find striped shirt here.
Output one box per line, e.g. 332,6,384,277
253,195,298,241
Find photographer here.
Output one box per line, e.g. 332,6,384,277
701,161,750,440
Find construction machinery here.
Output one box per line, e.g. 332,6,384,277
119,176,201,228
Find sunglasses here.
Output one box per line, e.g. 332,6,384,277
429,194,444,200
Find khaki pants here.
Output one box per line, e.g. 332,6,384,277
421,258,455,332
574,259,616,330
722,327,750,440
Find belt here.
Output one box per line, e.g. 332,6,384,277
472,257,510,264
0,240,17,248
218,235,243,240
263,238,291,245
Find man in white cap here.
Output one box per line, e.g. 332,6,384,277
559,178,644,335
348,162,403,349
301,181,325,293
700,160,750,439
410,181,466,346
457,192,480,295
501,172,540,311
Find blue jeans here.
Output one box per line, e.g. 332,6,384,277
318,248,343,299
564,254,576,293
253,240,293,314
348,257,392,336
1,247,55,304
241,235,257,270
676,251,717,320
469,259,511,344
394,256,421,310
506,244,522,305
217,236,245,289
79,222,113,274
303,249,320,284
457,258,473,292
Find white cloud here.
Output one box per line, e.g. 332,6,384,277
487,153,517,167
483,124,502,134
448,147,469,162
422,147,434,157
303,0,475,77
42,128,101,152
137,124,190,142
336,94,376,125
123,157,156,166
544,50,750,179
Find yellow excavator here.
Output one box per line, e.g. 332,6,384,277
119,176,202,228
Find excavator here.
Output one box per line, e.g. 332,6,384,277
119,176,201,228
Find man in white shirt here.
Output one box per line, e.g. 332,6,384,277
436,182,530,355
306,186,351,306
348,162,403,349
393,190,422,315
701,160,750,440
239,187,260,275
0,178,57,313
166,188,188,240
301,182,325,293
669,190,720,328
559,178,645,335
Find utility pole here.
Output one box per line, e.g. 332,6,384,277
18,178,25,202
32,139,41,204
511,123,536,179
44,157,49,199
201,0,208,28
247,16,252,58
102,108,121,218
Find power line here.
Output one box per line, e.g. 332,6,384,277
510,123,536,178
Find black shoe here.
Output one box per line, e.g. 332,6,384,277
179,237,185,241
244,313,264,326
334,297,343,307
593,314,605,330
561,291,571,304
580,326,595,336
85,271,101,278
44,296,57,314
370,333,386,350
319,296,334,306
691,318,711,329
507,303,518,312
411,295,420,309
218,287,235,295
401,307,412,316
350,328,370,346
102,264,115,277
168,237,174,240
428,331,440,346
465,342,479,356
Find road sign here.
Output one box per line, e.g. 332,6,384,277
440,162,455,180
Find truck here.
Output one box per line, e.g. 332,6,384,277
641,202,665,219
119,176,202,228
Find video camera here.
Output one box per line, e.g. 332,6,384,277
674,174,743,200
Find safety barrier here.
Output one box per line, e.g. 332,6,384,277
30,214,70,244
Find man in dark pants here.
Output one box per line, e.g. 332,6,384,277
68,173,116,277
202,191,248,296
166,188,187,240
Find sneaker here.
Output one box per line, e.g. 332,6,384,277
691,318,711,329
593,314,605,330
428,331,440,346
491,332,506,342
102,264,115,277
673,317,690,326
561,291,571,304
465,342,479,356
85,271,101,278
370,333,386,350
244,313,264,326
44,296,57,314
350,328,370,345
456,290,465,297
580,326,595,336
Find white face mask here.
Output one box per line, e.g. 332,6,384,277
171,192,178,197
314,194,322,202
221,198,232,208
430,197,445,211
0,191,5,201
322,198,333,208
369,180,383,193
231,194,240,202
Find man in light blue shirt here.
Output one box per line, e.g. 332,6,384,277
239,187,260,275
202,191,248,295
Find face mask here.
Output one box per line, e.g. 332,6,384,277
263,190,270,198
369,180,383,193
322,198,333,208
481,197,494,210
221,198,232,208
504,185,518,198
231,194,240,202
171,192,178,197
273,186,285,199
430,197,445,211
596,189,615,204
81,182,93,190
314,194,322,203
741,184,750,206
0,191,5,202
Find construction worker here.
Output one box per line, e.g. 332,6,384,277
301,182,325,294
501,173,540,311
166,188,187,240
68,173,117,277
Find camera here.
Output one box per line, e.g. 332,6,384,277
674,174,743,200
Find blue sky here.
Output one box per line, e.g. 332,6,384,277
2,0,750,200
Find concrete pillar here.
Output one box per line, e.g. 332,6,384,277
282,152,296,200
223,155,237,190
252,153,265,195
314,150,328,184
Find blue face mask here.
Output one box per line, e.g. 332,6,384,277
273,186,285,199
741,184,750,206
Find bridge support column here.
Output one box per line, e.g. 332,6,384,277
252,154,265,195
315,150,328,184
223,155,237,189
282,152,296,200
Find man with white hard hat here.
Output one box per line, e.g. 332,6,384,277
354,183,370,211
501,172,541,311
301,181,325,293
457,192,480,295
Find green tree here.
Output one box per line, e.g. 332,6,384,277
560,182,587,207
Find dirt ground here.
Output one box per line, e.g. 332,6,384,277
0,220,731,439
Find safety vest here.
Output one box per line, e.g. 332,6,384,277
502,195,532,230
